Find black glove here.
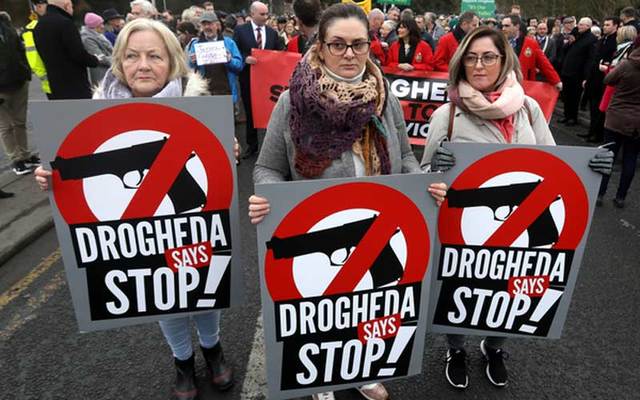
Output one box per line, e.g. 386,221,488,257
588,148,614,176
430,145,455,172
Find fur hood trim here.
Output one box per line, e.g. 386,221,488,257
183,71,210,97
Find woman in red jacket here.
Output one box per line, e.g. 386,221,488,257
384,16,433,71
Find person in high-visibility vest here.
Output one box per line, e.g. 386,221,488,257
22,0,51,97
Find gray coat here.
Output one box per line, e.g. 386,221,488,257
80,26,113,85
254,90,420,184
420,97,555,169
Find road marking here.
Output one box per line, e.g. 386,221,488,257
240,314,267,400
619,219,640,237
0,248,61,311
0,269,65,340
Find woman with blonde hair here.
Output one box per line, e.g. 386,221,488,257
421,25,613,390
612,25,637,65
35,18,237,400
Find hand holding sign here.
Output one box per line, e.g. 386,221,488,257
248,194,270,224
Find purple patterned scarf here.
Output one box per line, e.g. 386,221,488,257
288,53,391,178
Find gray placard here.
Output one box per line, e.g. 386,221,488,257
427,143,601,339
255,173,442,399
29,96,243,332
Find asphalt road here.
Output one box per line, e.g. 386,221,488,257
1,83,639,399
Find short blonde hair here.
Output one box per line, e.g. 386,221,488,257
381,20,396,31
616,25,637,44
448,26,523,90
111,18,188,85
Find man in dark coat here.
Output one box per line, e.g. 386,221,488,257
233,1,283,158
34,0,98,99
559,17,597,126
552,16,576,73
620,6,640,33
582,16,619,142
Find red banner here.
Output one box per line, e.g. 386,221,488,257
250,56,559,146
250,49,302,129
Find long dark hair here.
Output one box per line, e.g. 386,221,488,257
318,3,369,43
398,16,421,47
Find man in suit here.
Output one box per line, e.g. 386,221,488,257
33,0,98,99
233,1,284,158
559,18,597,126
535,22,556,67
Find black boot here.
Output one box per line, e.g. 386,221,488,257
201,343,233,391
173,354,198,400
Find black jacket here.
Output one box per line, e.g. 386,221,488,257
33,5,98,99
561,28,597,80
585,32,618,82
0,19,31,91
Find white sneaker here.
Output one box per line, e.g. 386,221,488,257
311,392,335,400
356,382,389,400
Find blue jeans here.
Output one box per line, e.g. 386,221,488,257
158,310,221,360
598,129,640,200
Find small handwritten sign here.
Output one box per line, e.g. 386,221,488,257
195,41,227,65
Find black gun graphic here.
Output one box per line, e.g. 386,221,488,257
50,138,205,214
266,215,404,288
446,181,560,247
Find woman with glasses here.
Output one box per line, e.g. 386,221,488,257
420,26,612,391
383,16,434,71
248,3,447,400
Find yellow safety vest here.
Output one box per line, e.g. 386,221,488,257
22,20,51,94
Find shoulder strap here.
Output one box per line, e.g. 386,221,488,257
524,100,532,125
447,103,455,140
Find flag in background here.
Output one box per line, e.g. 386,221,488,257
342,0,372,14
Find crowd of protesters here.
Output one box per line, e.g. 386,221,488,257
0,0,637,398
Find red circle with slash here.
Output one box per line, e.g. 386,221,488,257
51,103,233,224
438,148,589,249
265,182,430,302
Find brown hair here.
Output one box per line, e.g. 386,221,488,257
448,26,523,90
318,3,369,43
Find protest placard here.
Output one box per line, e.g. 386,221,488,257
428,143,601,338
195,40,227,65
30,97,243,331
256,174,440,398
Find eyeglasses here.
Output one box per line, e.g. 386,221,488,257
463,53,502,67
323,41,371,56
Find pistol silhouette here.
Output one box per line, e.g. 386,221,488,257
266,215,404,288
446,181,559,247
50,138,205,214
